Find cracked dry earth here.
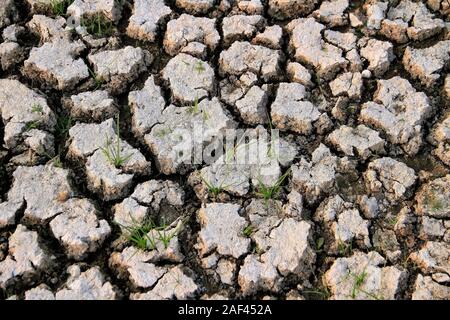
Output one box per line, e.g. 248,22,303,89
0,0,449,301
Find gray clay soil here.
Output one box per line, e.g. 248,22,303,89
0,0,449,300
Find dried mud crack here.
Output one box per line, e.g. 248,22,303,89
0,0,449,300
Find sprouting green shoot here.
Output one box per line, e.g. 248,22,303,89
243,225,254,238
120,219,181,251
303,282,331,300
200,174,234,198
225,134,245,164
188,96,200,115
87,67,104,89
121,221,154,250
224,134,264,168
50,0,73,16
351,270,368,299
155,227,175,249
386,215,397,227
101,115,132,168
43,151,63,168
201,176,224,197
316,237,325,251
194,61,206,74
256,168,291,205
25,121,40,131
55,115,73,139
337,239,353,256
81,13,114,38
346,253,382,300
31,104,43,114
225,134,258,164
101,136,132,168
354,27,364,38
202,109,210,121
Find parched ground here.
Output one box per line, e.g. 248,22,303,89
0,0,449,300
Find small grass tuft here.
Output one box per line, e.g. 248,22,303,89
351,270,367,299
316,237,325,252
55,115,73,139
121,219,181,251
202,109,210,121
194,61,206,74
45,152,63,168
101,115,132,168
348,269,383,300
81,13,114,38
224,133,254,164
87,67,104,89
346,254,383,300
121,220,154,250
386,215,398,227
31,104,43,114
255,168,291,205
337,240,353,256
243,225,255,238
25,120,40,131
202,178,223,197
154,226,177,249
188,96,200,115
303,285,331,300
50,0,73,16
200,175,231,198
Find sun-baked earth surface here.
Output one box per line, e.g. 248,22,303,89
0,0,449,300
